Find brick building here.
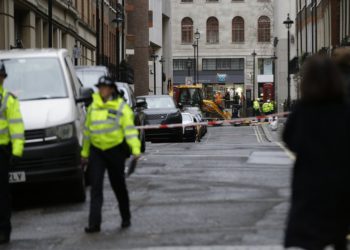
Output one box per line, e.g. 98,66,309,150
295,0,350,57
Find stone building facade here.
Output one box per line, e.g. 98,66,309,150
0,0,153,96
171,0,275,108
148,0,172,95
0,0,98,64
274,0,297,111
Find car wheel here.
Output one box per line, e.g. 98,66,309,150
72,171,86,203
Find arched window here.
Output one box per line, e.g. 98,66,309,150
258,16,271,42
232,17,245,43
207,17,219,44
181,17,193,44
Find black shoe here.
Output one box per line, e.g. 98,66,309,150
84,226,100,234
0,232,10,244
121,220,131,229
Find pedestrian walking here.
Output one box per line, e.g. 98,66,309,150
283,55,350,250
81,76,141,233
0,61,25,244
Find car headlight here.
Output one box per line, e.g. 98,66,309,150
45,123,75,140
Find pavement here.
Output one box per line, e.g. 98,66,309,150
3,125,294,250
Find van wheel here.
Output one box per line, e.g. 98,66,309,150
72,173,86,203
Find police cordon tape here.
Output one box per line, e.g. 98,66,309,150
134,112,290,130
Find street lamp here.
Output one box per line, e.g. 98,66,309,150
283,13,294,110
194,29,200,84
251,50,257,100
112,3,125,80
186,58,192,78
151,52,159,95
159,56,166,94
192,42,197,84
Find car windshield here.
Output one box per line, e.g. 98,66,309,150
182,114,193,123
76,70,106,89
3,58,68,101
178,88,202,106
144,96,176,109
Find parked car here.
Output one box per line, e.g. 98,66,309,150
137,95,182,142
75,65,109,91
181,113,197,142
1,49,92,202
116,82,146,153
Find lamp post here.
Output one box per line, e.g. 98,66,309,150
284,13,294,110
192,42,197,84
186,58,192,78
112,3,124,80
251,50,257,100
159,56,165,94
271,53,278,102
194,29,200,84
151,53,159,95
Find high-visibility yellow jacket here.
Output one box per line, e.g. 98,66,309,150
0,85,25,157
253,100,260,110
81,93,141,158
262,102,271,113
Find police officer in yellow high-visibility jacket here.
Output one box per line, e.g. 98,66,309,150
81,76,141,233
0,61,25,244
253,98,261,116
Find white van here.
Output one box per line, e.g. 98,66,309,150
0,49,92,202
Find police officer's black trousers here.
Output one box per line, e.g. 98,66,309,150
0,146,11,236
88,145,130,227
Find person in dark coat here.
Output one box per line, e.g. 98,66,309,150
283,55,350,250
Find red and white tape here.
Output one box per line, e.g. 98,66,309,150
135,112,290,130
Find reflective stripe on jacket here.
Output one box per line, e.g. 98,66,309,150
81,93,141,158
0,85,25,157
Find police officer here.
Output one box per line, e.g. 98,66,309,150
81,76,141,233
0,61,25,244
262,99,273,115
253,98,261,116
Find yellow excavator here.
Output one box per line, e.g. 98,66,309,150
170,84,231,120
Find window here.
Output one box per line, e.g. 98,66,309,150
232,16,245,42
202,59,216,70
258,58,273,75
207,17,219,44
173,59,195,71
181,0,193,2
258,16,271,42
181,17,193,44
202,58,244,71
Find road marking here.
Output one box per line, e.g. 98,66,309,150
129,246,283,250
205,130,211,144
145,154,248,157
254,126,262,143
276,142,296,161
